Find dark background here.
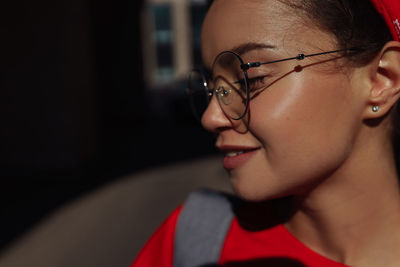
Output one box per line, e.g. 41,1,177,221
1,0,215,251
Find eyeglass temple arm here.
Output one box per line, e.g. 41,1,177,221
241,47,361,70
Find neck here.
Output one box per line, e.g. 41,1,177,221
285,124,400,266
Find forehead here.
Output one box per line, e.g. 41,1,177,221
201,0,332,67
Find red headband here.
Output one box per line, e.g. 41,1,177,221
370,0,400,41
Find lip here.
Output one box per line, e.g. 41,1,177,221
217,145,260,170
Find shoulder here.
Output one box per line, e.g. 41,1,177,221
132,189,287,267
132,189,238,267
131,206,182,267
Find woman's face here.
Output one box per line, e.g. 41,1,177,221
201,0,366,201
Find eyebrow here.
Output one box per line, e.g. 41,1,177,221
202,42,276,74
230,42,277,56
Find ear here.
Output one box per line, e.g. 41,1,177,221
364,41,400,119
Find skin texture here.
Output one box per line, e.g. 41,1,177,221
200,0,400,266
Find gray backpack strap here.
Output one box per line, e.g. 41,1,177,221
174,189,236,267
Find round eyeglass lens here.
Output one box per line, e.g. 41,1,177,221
187,70,210,121
212,51,248,120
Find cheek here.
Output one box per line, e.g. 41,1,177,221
248,72,359,181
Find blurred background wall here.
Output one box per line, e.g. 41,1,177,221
1,0,215,252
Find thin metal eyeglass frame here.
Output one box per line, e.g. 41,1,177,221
201,47,362,121
210,50,249,121
240,47,361,70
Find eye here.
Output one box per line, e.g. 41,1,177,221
233,78,248,95
246,76,268,91
233,75,269,94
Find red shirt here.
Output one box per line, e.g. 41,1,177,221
131,206,349,267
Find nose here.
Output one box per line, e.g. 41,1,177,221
201,94,232,133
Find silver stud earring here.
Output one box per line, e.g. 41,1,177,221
372,106,379,112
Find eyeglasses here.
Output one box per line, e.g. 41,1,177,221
187,47,360,121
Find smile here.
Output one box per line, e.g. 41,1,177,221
226,151,245,157
218,146,260,170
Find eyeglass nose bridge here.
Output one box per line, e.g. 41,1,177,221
217,86,233,105
204,87,228,119
206,86,246,125
208,85,232,103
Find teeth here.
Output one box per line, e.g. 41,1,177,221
226,151,244,157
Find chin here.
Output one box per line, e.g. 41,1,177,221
229,172,292,202
232,184,289,202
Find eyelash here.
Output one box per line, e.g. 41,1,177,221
233,76,268,92
246,76,268,91
248,76,266,84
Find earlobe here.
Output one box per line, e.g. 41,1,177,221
364,41,400,119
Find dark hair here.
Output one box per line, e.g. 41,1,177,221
279,0,392,65
280,0,400,172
